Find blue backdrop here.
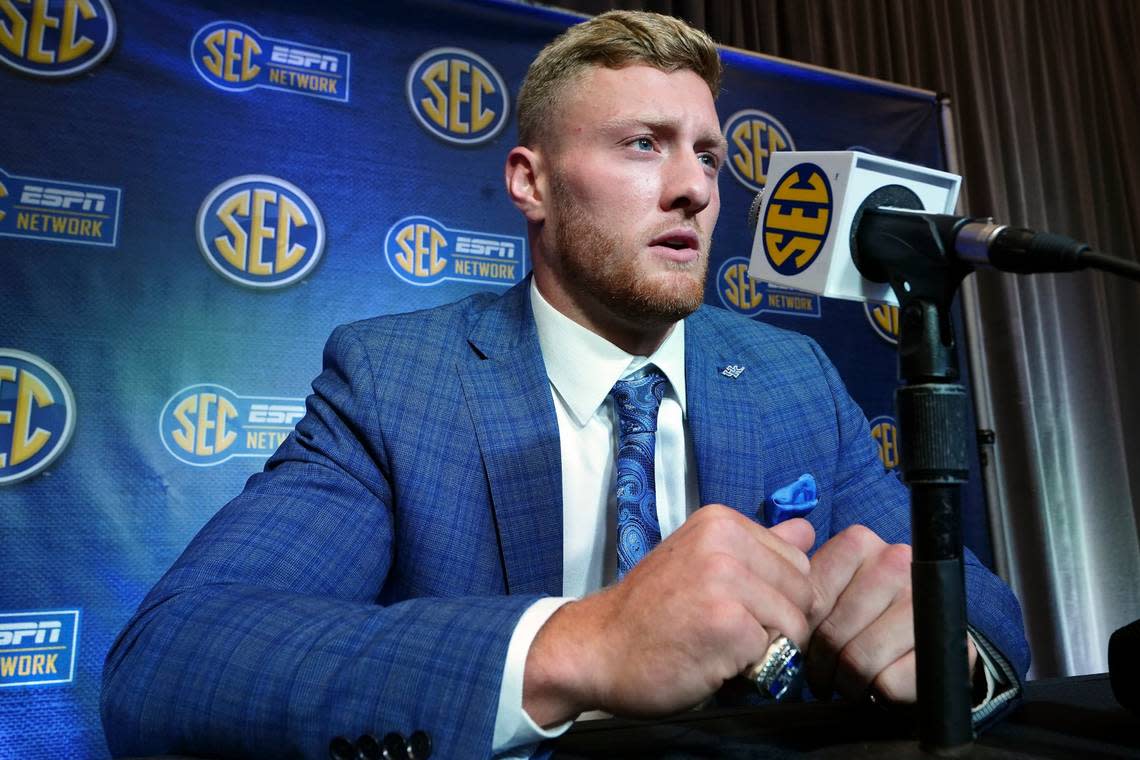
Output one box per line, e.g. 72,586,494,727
0,1,988,755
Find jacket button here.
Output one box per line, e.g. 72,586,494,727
409,730,432,759
354,733,383,759
383,731,409,760
328,736,355,760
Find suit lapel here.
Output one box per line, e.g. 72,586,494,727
458,282,563,596
685,308,767,523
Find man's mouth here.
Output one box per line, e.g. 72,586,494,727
649,229,701,261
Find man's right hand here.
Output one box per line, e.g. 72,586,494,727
521,504,815,727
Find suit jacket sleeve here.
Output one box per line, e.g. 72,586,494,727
101,323,541,759
806,338,1031,683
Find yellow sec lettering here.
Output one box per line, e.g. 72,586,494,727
394,223,448,278
27,0,61,65
722,262,763,311
871,421,899,469
239,31,261,80
447,58,470,134
215,190,250,271
0,180,7,223
470,65,495,133
208,28,260,83
58,0,96,64
730,120,755,183
275,194,307,272
194,393,218,456
773,171,829,204
10,368,54,467
214,396,237,454
420,59,448,130
872,304,899,336
171,395,197,454
248,188,276,276
764,230,820,269
0,0,28,57
202,28,225,78
767,201,829,236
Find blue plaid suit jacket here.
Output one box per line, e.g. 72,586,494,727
101,279,1029,758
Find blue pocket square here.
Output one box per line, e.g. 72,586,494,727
763,473,818,526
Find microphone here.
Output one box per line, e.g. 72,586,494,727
745,151,1098,303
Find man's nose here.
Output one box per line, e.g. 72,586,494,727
662,151,714,214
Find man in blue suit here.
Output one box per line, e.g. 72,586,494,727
102,10,1028,759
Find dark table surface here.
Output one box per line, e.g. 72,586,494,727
552,674,1139,758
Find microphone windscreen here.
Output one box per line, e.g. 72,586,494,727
1108,618,1140,714
747,189,765,235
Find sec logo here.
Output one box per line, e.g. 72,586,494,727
761,162,833,276
0,0,116,77
196,175,325,289
723,109,795,194
717,257,765,317
865,302,900,345
406,47,509,145
869,415,900,471
0,350,76,485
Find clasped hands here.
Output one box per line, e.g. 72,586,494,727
523,503,978,726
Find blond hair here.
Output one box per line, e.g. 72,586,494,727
516,10,722,147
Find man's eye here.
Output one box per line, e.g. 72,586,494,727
631,137,654,151
699,153,721,170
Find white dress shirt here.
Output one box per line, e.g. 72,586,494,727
491,282,698,755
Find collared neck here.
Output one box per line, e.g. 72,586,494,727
530,280,687,428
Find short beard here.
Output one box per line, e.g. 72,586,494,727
549,175,709,328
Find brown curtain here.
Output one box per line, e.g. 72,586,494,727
547,0,1140,679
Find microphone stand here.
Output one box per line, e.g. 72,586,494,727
855,206,980,752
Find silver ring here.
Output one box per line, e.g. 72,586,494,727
744,635,803,701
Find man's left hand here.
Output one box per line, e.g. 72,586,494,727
804,525,977,703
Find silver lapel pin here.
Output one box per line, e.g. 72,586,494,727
721,364,745,379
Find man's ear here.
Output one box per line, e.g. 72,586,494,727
505,146,546,223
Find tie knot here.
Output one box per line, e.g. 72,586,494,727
610,366,668,435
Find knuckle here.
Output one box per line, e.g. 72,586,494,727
838,524,879,554
698,550,740,585
882,543,912,572
705,600,750,639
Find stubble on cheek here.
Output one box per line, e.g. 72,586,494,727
548,172,710,326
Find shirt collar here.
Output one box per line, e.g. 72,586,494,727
530,280,687,428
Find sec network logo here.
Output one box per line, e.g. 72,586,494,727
406,47,509,145
0,609,80,688
761,162,833,276
384,215,525,288
716,257,821,318
723,109,795,194
0,0,116,77
0,166,122,247
160,384,305,466
0,350,75,486
196,175,325,289
869,415,900,471
191,20,350,102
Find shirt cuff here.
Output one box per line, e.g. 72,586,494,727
968,625,1022,731
492,596,577,757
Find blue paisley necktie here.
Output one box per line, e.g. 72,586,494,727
610,366,668,580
